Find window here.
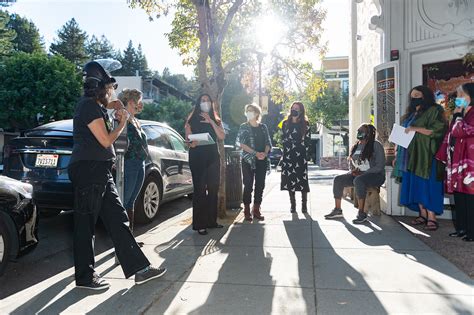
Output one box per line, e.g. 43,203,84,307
167,130,187,152
143,125,172,150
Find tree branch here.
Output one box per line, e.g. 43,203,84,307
216,0,243,51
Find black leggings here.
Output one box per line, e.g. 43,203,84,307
68,160,149,285
453,192,474,238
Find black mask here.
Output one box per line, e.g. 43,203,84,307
356,131,367,140
410,97,423,109
291,109,300,117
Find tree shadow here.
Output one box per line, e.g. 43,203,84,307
284,213,389,314
188,221,275,314
0,197,193,311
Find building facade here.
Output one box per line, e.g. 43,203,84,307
350,0,474,217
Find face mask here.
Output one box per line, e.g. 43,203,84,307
291,109,300,117
455,97,469,108
356,131,367,140
245,111,256,121
410,97,423,109
200,102,211,113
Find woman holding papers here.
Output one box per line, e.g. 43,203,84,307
185,94,225,235
235,103,272,221
436,83,474,241
393,85,446,231
324,123,386,223
281,102,311,213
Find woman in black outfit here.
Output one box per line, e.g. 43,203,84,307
236,103,272,221
281,101,311,213
185,94,225,235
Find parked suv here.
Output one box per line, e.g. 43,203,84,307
0,176,38,276
3,119,193,223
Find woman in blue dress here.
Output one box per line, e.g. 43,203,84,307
393,85,447,231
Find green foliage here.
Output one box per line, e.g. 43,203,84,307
0,53,82,131
7,13,44,53
0,10,15,58
86,35,116,60
115,40,151,77
160,67,199,99
136,96,193,136
305,87,348,129
273,129,283,149
49,18,89,68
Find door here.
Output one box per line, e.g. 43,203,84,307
165,128,193,195
142,125,177,197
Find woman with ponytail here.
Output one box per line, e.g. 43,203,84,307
324,123,386,224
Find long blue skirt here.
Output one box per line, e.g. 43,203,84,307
400,159,444,215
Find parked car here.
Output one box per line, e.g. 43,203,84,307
268,147,283,167
3,119,193,223
0,176,38,276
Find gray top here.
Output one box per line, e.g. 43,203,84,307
351,140,386,175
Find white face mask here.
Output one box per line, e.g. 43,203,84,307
245,111,256,121
200,102,211,112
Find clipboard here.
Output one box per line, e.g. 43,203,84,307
188,133,216,146
389,123,415,149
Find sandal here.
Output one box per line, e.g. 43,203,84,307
411,216,427,226
423,220,439,231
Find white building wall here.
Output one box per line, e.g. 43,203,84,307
114,76,143,92
349,0,382,147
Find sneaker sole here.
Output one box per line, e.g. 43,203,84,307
324,214,343,219
353,218,368,224
76,283,110,291
135,269,167,285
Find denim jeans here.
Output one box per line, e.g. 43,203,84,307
123,159,146,210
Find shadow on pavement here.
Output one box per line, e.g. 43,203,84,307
0,197,192,306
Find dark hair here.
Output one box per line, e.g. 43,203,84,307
84,83,108,106
461,82,474,106
284,101,309,139
402,85,436,122
350,123,377,161
186,93,221,128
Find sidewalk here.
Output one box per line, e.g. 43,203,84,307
1,166,473,314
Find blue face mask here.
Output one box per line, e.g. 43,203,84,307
455,97,469,108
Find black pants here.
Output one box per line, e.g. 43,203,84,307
242,160,267,205
333,172,385,199
68,160,150,285
453,192,474,238
189,148,220,230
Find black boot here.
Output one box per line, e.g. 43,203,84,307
302,192,308,213
289,191,296,213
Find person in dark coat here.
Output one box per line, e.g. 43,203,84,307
280,101,311,213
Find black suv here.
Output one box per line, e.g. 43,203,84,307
3,119,193,223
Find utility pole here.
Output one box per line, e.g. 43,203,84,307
257,52,264,108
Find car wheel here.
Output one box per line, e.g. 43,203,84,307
0,219,12,276
135,175,162,224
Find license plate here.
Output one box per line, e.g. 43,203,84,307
35,154,59,168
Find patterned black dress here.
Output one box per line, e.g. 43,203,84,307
280,121,310,192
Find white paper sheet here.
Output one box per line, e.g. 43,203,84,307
389,123,415,149
188,133,215,146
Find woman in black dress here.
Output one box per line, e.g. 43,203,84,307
185,94,225,235
281,101,311,213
